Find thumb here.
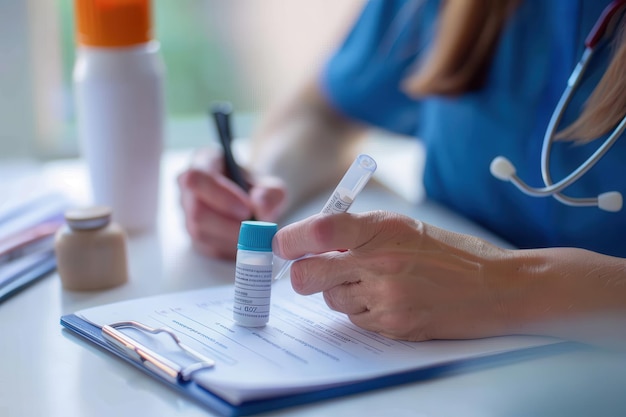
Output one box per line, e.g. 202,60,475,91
274,211,389,259
250,178,287,222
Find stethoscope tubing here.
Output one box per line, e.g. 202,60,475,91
497,0,626,209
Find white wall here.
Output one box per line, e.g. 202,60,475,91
0,0,63,160
0,0,35,159
0,0,364,160
200,0,365,112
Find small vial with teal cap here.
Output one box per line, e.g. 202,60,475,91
233,220,278,327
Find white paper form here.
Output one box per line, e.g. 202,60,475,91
77,279,561,405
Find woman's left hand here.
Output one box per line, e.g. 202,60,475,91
273,211,520,341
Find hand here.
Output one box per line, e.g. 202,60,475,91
178,147,287,259
273,210,517,341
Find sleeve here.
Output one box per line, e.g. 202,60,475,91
320,0,439,136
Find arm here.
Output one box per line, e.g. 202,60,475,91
179,0,420,259
503,247,626,345
248,78,367,214
177,77,366,259
273,211,626,347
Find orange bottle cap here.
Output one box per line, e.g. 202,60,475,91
74,0,153,47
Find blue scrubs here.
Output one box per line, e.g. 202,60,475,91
322,0,626,257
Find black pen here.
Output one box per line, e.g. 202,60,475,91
210,102,255,220
210,102,251,193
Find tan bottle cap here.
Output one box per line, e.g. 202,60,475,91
65,206,112,230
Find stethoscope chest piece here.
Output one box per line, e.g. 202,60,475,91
490,0,626,212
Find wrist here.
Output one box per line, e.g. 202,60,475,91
493,247,626,343
488,248,553,335
481,248,543,336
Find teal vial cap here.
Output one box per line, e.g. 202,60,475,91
237,221,278,251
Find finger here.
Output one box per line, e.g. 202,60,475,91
274,211,397,259
186,205,242,246
322,285,372,315
290,251,362,295
347,311,386,335
348,309,438,342
181,169,252,219
188,146,223,173
182,194,242,256
249,179,287,222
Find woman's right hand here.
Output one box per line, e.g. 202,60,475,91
177,147,287,259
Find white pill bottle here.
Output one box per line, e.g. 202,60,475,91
73,0,165,233
233,221,278,327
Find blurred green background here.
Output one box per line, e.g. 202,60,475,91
0,0,362,160
58,0,240,117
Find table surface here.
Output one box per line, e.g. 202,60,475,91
1,144,625,417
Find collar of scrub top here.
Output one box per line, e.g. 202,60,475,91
490,0,626,212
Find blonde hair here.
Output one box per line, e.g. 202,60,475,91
402,0,626,143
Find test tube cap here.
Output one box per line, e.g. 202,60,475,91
237,221,278,251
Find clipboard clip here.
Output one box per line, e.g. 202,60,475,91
102,321,215,384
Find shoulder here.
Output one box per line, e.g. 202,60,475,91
319,0,439,135
344,0,440,45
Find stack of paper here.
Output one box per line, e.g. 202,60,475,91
0,190,71,302
62,279,570,416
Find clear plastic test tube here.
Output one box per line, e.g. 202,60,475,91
273,154,377,281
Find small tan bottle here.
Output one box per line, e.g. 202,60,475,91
55,206,128,291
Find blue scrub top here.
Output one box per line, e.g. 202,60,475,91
322,0,626,257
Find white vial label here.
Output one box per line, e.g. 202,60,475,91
322,189,353,214
233,262,273,326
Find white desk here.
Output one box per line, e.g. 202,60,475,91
1,147,625,417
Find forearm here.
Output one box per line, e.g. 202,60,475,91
248,79,366,213
500,247,626,345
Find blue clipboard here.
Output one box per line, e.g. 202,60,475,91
60,313,579,417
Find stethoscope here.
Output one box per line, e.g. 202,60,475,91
490,0,626,212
